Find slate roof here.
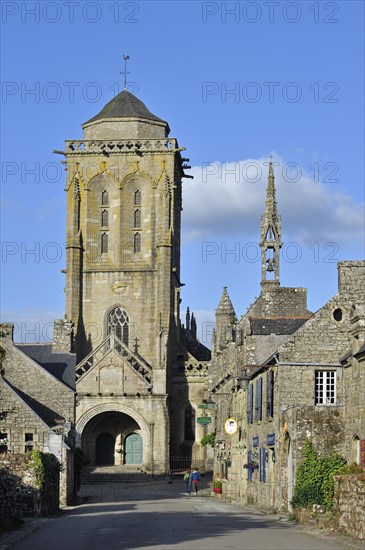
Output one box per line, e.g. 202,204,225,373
249,317,309,336
16,344,76,390
84,89,168,126
185,337,211,361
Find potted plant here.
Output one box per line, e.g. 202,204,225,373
212,480,222,494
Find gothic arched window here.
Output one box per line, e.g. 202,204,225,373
134,232,141,253
101,232,108,254
101,190,109,205
134,209,141,228
108,307,129,346
134,190,141,205
101,209,109,227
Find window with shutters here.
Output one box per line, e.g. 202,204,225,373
315,371,336,405
255,378,262,421
266,370,274,417
247,450,253,481
248,384,254,424
259,448,266,482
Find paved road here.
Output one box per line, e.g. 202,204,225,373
9,480,352,550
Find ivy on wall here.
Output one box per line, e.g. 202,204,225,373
291,440,346,511
30,450,61,515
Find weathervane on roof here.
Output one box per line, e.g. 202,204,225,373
121,54,131,90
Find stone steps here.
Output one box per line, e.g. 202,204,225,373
80,466,152,484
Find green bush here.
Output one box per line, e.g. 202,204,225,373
292,441,346,511
200,432,215,447
291,482,324,508
213,480,222,489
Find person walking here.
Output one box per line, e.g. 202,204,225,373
184,469,191,495
190,468,201,495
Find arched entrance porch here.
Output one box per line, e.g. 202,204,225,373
81,411,143,466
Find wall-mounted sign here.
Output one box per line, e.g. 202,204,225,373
224,418,238,435
197,417,211,425
267,433,275,446
253,436,259,447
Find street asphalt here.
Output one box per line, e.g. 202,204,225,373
2,479,360,550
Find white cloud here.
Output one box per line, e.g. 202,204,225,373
182,156,365,245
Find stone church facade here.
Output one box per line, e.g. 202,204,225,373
1,89,211,501
58,89,211,473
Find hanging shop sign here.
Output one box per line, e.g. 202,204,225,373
224,418,238,435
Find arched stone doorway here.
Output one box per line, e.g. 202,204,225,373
96,433,115,465
81,410,141,466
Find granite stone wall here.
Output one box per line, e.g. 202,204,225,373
334,474,365,540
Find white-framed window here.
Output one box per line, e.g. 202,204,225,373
315,370,336,405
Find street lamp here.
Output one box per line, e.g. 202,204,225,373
204,397,216,410
237,368,251,391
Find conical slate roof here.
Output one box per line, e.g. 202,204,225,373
84,89,167,126
216,287,235,315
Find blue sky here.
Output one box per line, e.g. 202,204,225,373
1,1,364,345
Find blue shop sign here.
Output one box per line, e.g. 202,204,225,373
267,433,275,446
253,436,259,447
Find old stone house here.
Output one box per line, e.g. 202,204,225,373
209,263,365,511
0,323,75,504
241,260,365,512
208,164,365,513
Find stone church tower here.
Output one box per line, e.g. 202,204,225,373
61,89,193,472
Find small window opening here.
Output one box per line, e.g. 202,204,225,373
333,308,342,322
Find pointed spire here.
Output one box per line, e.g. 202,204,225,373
260,159,282,287
215,287,236,350
186,307,190,331
217,287,235,316
191,312,197,339
265,159,278,219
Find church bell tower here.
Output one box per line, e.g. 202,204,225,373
260,161,282,287
60,78,189,472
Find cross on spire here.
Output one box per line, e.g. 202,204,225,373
120,54,131,90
